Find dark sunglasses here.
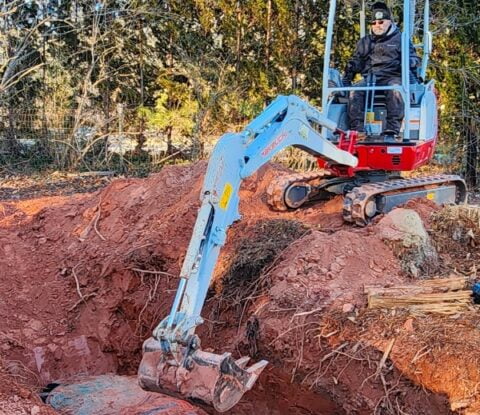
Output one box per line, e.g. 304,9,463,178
371,20,385,25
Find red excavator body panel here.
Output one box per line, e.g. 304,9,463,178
316,131,437,177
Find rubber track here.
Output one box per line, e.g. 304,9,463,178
343,174,467,226
266,170,330,211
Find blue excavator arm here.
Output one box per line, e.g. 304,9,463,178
138,95,358,412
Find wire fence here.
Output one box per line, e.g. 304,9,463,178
0,106,206,173
0,107,477,187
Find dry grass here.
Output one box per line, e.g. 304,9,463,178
365,276,469,296
432,205,480,240
430,205,480,275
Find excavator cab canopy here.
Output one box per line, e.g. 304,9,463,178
321,0,435,144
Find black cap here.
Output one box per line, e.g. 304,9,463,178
371,2,392,21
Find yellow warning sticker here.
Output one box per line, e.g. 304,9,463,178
426,192,435,201
219,182,233,210
366,112,375,122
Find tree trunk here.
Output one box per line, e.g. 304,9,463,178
291,0,300,90
6,103,19,155
166,125,173,155
235,0,243,75
265,0,272,71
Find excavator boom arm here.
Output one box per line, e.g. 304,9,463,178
139,95,357,412
154,95,356,346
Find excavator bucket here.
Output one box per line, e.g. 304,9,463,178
138,337,268,413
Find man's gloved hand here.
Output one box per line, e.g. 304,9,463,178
409,57,420,69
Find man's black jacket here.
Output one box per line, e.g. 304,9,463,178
343,24,419,83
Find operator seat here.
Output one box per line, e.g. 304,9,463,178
365,73,425,142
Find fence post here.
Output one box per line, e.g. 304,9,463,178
117,103,125,172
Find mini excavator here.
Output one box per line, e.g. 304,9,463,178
137,0,466,412
45,0,467,413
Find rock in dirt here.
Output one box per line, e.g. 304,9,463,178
376,208,438,277
342,303,355,313
46,375,207,414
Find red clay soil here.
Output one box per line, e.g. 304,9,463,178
0,357,57,415
0,162,477,414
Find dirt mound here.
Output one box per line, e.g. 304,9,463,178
352,310,480,414
0,162,210,384
0,162,478,414
0,162,344,413
227,224,462,414
401,197,440,226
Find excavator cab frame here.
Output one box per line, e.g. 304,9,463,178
322,0,435,147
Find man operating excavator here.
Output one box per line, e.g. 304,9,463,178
342,2,420,142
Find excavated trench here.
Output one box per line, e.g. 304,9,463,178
0,163,479,414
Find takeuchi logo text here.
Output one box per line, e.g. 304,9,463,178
261,132,288,157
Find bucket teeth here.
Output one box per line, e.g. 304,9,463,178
244,359,269,389
234,356,251,369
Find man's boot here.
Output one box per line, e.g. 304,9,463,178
383,130,402,143
356,131,367,142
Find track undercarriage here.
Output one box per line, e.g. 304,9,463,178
267,172,467,225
